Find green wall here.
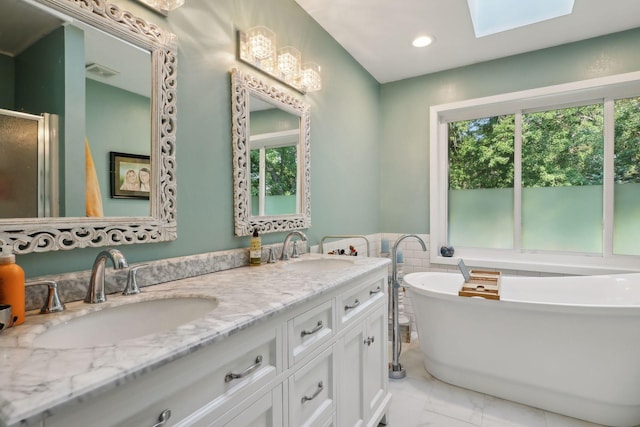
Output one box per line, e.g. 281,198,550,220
0,55,14,109
379,27,640,233
15,25,86,217
19,0,381,277
86,79,151,217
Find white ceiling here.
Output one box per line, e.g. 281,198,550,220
294,0,640,83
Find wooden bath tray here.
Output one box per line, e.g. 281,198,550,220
458,269,501,300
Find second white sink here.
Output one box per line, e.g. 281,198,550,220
32,297,218,349
283,258,355,273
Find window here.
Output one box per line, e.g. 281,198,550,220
614,97,640,256
521,104,604,253
431,72,640,273
448,115,514,249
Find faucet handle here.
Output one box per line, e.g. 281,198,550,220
123,264,148,296
291,241,300,258
25,280,65,314
268,248,277,263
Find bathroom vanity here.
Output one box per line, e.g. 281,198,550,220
0,255,390,427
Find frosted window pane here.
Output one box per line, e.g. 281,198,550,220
614,183,640,255
449,188,513,249
522,186,602,252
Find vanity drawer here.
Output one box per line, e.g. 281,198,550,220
45,321,282,427
288,299,334,367
288,346,336,427
222,384,283,426
171,324,283,426
338,276,386,329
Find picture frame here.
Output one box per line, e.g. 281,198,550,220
110,152,151,199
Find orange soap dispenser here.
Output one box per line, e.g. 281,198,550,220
0,249,25,326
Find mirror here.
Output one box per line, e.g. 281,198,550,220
0,0,177,253
231,68,311,236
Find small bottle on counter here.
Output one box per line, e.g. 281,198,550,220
0,249,25,326
250,228,262,266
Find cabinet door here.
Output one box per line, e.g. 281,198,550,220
338,323,366,427
338,303,390,427
363,304,388,423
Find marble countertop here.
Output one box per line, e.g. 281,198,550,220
0,254,389,427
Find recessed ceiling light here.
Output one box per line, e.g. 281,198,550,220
412,35,434,48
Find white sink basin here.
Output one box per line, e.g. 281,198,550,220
283,258,355,273
32,297,218,349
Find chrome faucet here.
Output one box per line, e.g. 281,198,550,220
280,231,308,261
389,234,427,379
84,249,129,304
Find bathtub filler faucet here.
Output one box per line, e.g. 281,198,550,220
390,234,427,379
280,231,308,261
84,249,129,304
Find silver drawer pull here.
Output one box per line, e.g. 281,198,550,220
364,336,375,346
369,286,382,295
301,320,323,337
344,299,360,311
151,409,171,427
301,381,324,404
225,355,263,383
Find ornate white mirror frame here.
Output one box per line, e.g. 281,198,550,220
231,68,311,236
0,0,177,254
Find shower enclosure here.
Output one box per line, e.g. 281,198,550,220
0,109,58,218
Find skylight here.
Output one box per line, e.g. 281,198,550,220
467,0,575,38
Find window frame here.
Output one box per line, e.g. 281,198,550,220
430,71,640,274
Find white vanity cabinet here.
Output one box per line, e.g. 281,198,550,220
38,265,389,427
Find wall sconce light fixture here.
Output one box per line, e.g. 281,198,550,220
134,0,185,16
238,26,322,93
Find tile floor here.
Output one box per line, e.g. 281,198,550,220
384,340,606,427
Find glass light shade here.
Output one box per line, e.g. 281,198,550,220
136,0,184,13
300,63,321,92
277,46,301,80
164,0,185,9
247,26,276,61
257,57,275,75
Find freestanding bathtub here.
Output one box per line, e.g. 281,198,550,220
403,271,640,427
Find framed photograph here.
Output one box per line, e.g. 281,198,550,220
110,152,151,199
